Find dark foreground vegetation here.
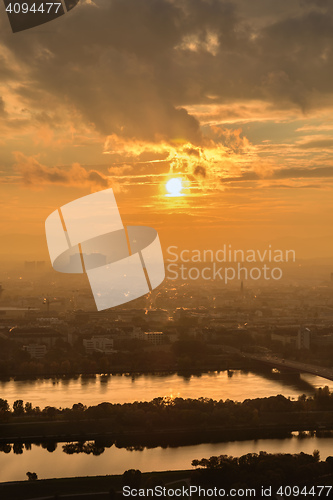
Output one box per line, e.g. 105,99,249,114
0,388,333,447
0,452,332,500
191,451,333,490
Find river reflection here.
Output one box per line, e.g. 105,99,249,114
0,370,332,408
0,436,332,482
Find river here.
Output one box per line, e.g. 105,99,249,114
1,370,333,408
0,435,332,482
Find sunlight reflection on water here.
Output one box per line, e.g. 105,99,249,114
0,370,332,408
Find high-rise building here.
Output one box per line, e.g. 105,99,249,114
297,327,311,350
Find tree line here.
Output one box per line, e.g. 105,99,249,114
0,387,333,426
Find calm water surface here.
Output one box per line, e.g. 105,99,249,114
1,372,332,483
0,436,332,482
0,371,332,408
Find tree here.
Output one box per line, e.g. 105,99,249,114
326,456,333,471
26,472,38,481
43,406,58,419
46,441,57,453
13,399,24,416
25,402,33,414
13,442,24,454
122,469,141,489
0,399,9,421
0,443,11,453
72,403,86,412
0,399,9,413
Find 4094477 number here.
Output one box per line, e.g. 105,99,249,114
5,3,62,14
276,486,332,497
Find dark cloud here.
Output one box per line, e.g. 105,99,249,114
297,138,333,149
2,0,333,146
86,171,109,187
184,147,201,157
300,0,329,8
267,183,323,189
0,97,6,116
14,153,111,188
273,166,333,179
221,172,260,183
194,165,206,177
221,165,333,183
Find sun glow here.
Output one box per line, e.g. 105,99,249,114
165,178,184,197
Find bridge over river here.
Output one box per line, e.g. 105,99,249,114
242,352,333,382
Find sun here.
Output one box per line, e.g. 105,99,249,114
166,178,184,197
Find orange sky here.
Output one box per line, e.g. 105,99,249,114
1,0,333,261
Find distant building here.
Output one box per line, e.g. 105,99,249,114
83,337,114,354
23,344,47,359
145,309,169,324
116,309,146,322
164,327,178,343
0,307,40,321
37,317,63,325
144,331,164,345
312,331,333,346
129,327,144,340
271,326,298,347
297,327,311,350
271,326,311,350
185,327,202,339
9,326,65,348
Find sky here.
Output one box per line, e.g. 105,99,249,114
1,0,333,261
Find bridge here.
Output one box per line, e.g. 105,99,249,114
242,352,333,382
